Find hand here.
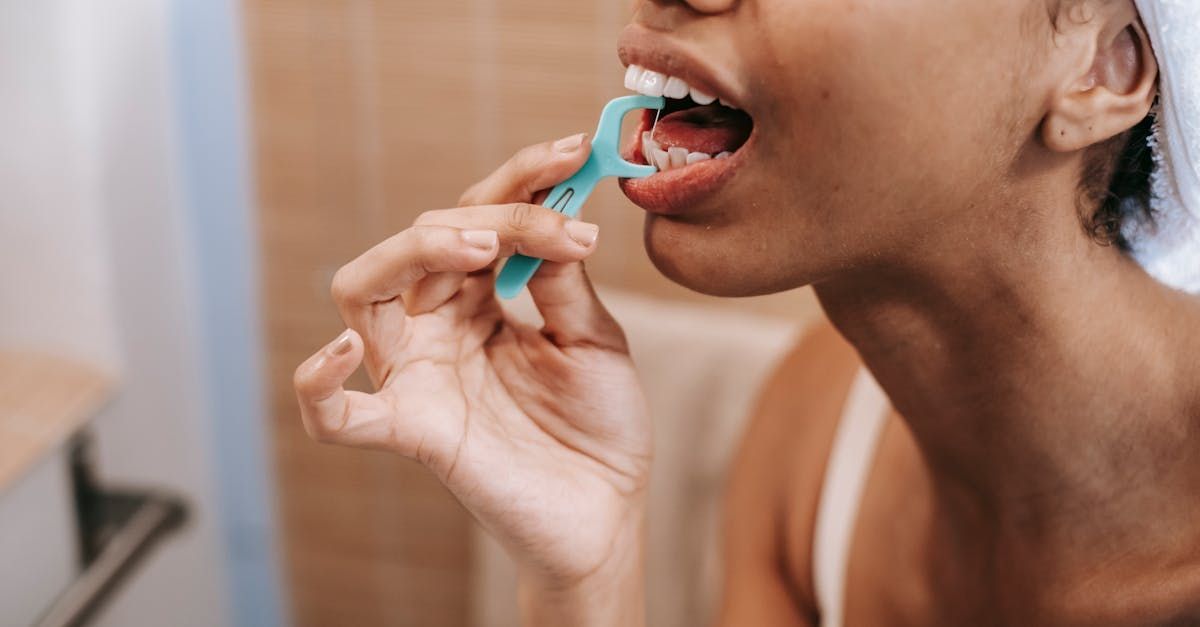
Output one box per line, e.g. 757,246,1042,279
293,134,653,594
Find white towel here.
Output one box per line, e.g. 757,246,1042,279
1126,0,1200,293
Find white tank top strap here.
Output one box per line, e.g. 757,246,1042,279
812,368,891,627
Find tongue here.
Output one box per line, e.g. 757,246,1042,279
652,104,753,155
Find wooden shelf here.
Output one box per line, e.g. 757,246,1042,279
0,352,114,492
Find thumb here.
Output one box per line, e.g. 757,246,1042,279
294,329,365,443
526,261,628,353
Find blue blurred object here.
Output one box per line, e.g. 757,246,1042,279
169,0,287,625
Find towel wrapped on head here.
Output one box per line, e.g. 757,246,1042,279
1126,0,1200,293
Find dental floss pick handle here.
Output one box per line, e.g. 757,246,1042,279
494,94,665,300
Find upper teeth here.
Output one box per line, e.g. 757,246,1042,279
623,64,736,109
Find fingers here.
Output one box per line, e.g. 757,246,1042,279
336,205,598,320
294,330,362,442
331,204,601,381
415,203,599,261
402,271,469,316
331,226,500,380
332,225,499,313
341,129,596,319
527,261,629,353
447,135,624,351
294,329,412,451
459,133,591,206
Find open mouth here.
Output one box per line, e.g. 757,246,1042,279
619,63,755,214
623,65,755,173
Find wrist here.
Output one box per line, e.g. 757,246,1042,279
518,507,647,627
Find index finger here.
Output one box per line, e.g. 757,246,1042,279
331,224,499,311
458,133,592,206
415,203,599,261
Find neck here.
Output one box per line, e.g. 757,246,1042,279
815,206,1200,594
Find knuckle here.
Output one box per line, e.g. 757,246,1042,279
407,225,444,254
505,203,544,232
300,407,342,444
456,188,476,207
511,146,550,198
329,266,355,304
414,209,441,226
511,143,544,171
292,362,312,393
292,362,325,402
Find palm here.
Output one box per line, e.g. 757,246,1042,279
347,288,651,578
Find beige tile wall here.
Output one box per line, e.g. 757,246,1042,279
244,1,818,624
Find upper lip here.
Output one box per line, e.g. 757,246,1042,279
617,24,747,111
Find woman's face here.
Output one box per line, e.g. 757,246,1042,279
619,0,1058,297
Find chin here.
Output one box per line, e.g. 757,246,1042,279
642,214,807,298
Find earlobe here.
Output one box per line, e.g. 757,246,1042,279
1042,12,1158,153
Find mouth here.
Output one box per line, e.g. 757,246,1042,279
625,65,753,169
617,60,756,215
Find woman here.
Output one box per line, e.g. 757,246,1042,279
293,0,1200,624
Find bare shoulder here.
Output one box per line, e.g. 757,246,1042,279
716,320,863,627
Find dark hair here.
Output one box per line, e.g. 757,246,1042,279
1079,112,1156,250
1049,0,1157,249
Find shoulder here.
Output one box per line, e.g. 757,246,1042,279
717,320,864,626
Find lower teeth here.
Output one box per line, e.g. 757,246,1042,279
642,132,732,172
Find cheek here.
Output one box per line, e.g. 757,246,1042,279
750,1,1025,242
743,10,926,223
642,0,1034,293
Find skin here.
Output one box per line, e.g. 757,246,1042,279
293,0,1200,625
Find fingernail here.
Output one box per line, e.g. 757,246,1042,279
565,221,600,247
462,229,498,250
553,133,588,153
328,331,353,356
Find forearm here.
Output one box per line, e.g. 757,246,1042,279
518,513,647,627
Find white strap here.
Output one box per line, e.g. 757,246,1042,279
812,369,890,627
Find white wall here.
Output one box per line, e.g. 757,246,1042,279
0,1,120,367
0,1,232,625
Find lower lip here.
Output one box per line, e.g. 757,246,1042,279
619,111,750,216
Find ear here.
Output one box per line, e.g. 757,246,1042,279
1042,2,1158,153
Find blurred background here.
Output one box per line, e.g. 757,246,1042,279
1,0,820,625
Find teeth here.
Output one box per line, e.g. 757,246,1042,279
637,70,666,97
629,66,744,172
650,148,671,172
641,132,661,156
623,64,738,110
689,88,716,106
639,132,734,173
668,146,689,169
624,65,642,91
642,135,655,153
663,76,690,100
